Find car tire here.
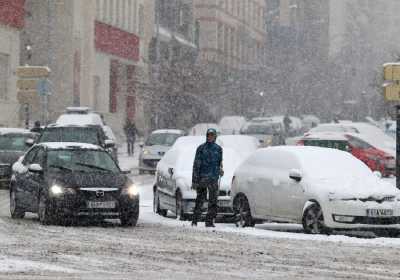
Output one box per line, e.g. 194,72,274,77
235,195,254,227
302,203,330,234
120,203,139,227
10,188,25,219
38,192,54,225
153,188,167,217
175,191,188,221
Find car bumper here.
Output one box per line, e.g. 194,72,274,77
49,194,139,218
182,196,234,216
323,200,400,229
139,156,161,171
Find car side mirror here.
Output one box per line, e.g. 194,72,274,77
289,169,302,182
25,138,35,147
105,139,115,148
168,167,174,176
28,164,43,173
139,143,144,148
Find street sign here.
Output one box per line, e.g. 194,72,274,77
384,63,400,81
16,66,50,78
37,79,50,96
16,79,38,91
17,91,38,104
384,85,400,102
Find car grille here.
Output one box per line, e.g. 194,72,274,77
359,196,395,203
142,159,159,168
0,165,11,176
353,216,400,225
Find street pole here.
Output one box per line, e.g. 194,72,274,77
397,105,400,189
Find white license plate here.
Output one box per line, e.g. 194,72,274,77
366,209,393,217
218,200,231,207
87,201,116,209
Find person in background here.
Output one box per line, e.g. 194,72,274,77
30,121,42,134
124,119,137,156
191,128,223,227
283,114,292,137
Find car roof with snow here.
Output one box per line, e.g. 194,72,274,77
35,142,102,150
56,113,104,126
152,129,186,135
0,128,33,135
45,123,101,129
309,123,360,133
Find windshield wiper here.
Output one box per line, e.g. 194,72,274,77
75,163,110,172
49,165,72,172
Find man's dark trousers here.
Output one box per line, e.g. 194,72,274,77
193,178,218,223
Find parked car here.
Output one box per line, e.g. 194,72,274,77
189,123,221,136
240,120,285,147
154,143,241,220
231,146,400,234
0,128,38,188
35,124,117,162
139,129,186,174
10,142,139,226
298,132,395,177
218,116,247,135
56,108,118,161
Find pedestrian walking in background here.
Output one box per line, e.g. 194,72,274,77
30,120,42,134
191,128,223,227
124,119,137,156
283,114,292,137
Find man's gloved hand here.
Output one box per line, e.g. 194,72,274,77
220,168,224,177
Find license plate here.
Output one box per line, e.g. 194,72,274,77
218,200,231,207
87,201,116,209
366,209,393,217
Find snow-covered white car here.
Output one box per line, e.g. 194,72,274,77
189,123,220,136
218,116,247,135
231,146,400,234
139,129,186,174
154,142,244,220
240,120,284,147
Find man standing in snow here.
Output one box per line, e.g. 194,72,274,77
191,128,223,227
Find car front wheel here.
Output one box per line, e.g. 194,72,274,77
10,188,25,219
302,203,330,234
153,188,167,217
120,203,139,227
38,192,54,225
235,195,254,228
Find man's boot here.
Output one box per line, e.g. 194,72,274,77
205,220,215,227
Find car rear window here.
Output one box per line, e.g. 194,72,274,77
0,135,30,151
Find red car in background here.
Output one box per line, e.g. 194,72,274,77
297,132,396,177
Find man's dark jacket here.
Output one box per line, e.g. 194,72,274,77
192,141,222,185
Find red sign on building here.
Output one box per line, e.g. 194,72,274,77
0,0,25,29
95,21,140,62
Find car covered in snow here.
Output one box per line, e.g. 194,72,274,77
189,123,221,136
297,132,396,177
139,129,186,174
218,116,247,135
10,142,139,226
0,128,39,188
231,146,400,234
154,139,247,220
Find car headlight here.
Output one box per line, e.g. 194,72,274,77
142,149,150,155
49,184,75,196
333,215,355,223
122,184,139,197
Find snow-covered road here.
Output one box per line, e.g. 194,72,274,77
1,152,400,279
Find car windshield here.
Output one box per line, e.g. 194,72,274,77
145,133,181,146
0,135,30,151
39,127,101,145
47,149,119,173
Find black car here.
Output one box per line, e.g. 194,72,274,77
35,124,118,162
10,143,139,226
0,128,38,188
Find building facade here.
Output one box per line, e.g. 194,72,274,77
0,0,25,127
21,0,155,138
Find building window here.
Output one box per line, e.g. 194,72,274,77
217,23,223,51
0,53,9,100
138,4,144,36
